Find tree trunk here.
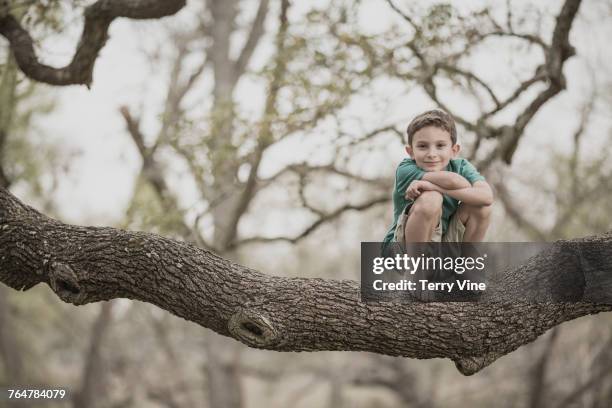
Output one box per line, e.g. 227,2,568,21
73,301,114,408
0,285,24,384
204,332,243,408
527,328,559,408
1,187,611,376
0,54,18,190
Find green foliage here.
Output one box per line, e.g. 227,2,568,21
163,3,391,207
124,174,191,237
0,54,72,205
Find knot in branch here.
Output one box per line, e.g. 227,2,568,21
228,309,279,348
454,352,502,376
48,262,86,305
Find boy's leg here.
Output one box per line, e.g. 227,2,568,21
399,191,442,302
403,191,443,243
455,203,492,242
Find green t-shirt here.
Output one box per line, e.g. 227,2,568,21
383,157,485,243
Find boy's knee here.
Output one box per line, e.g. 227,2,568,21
466,204,492,221
475,204,492,220
411,191,443,220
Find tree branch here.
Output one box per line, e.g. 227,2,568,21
1,187,611,376
220,0,289,250
232,0,269,82
434,62,500,108
482,73,545,119
405,46,475,132
479,30,548,51
0,0,186,86
119,106,208,248
257,162,388,193
493,180,548,241
340,124,403,148
386,0,581,169
152,33,208,155
119,106,148,158
385,0,419,32
499,0,581,164
232,195,388,248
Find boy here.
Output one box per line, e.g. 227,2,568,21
383,109,493,246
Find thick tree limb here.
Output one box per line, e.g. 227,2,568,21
1,187,611,376
0,0,186,86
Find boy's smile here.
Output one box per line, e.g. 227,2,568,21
405,126,460,171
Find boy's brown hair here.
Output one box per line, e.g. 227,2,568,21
406,109,457,145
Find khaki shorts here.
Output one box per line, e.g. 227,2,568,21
393,203,465,243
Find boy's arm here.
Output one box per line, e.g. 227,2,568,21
422,171,471,190
427,180,494,206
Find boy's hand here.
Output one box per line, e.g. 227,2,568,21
405,180,437,200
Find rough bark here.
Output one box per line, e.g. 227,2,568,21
0,0,186,86
1,187,611,376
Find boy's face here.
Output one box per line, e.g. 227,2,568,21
405,126,460,171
